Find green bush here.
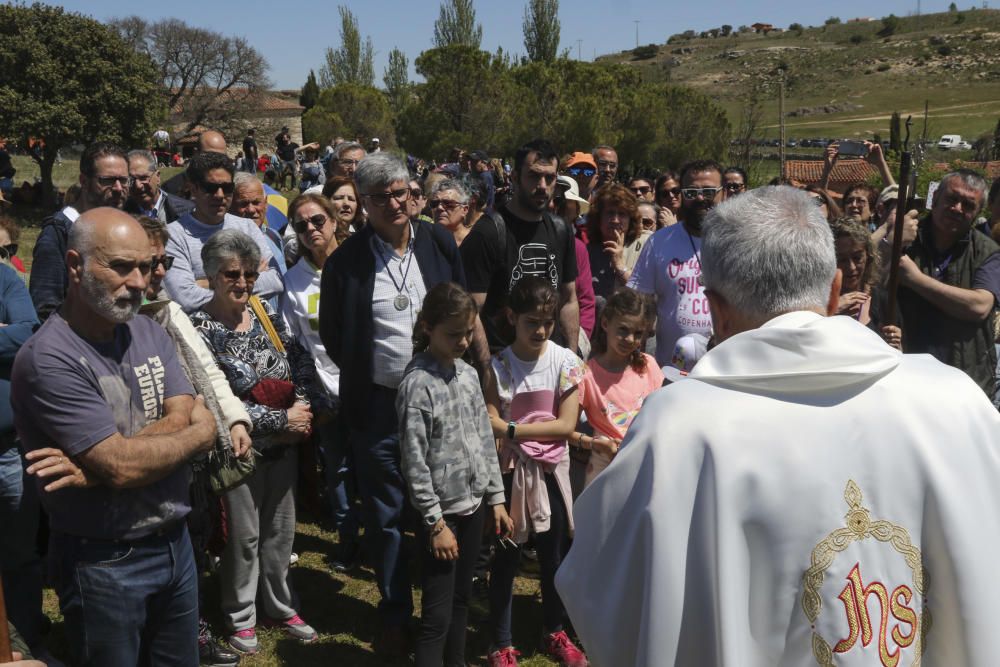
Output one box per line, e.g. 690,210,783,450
632,45,658,60
849,34,865,45
938,44,954,56
877,63,891,71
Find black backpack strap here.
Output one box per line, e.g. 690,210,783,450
485,209,507,260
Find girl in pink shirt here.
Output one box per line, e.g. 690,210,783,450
573,289,664,486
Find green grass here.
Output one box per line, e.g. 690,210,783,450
37,514,560,666
606,9,1000,143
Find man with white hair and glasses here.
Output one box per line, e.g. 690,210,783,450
558,185,1000,666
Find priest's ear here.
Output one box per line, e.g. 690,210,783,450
704,288,736,343
826,269,844,316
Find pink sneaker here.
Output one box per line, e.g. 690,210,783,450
227,627,258,654
541,630,588,667
487,646,521,666
261,614,319,643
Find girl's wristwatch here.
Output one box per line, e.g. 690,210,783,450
506,421,516,440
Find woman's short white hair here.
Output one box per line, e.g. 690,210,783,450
701,185,836,320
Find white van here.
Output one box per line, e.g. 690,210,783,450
938,135,972,150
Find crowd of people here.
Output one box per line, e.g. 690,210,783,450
2,126,1000,667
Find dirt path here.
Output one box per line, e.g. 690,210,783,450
763,99,1000,129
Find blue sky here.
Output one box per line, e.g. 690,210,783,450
54,0,970,89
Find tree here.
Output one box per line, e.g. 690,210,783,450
1,3,163,206
319,6,375,88
889,111,902,153
523,0,560,63
383,48,411,110
877,14,900,38
720,25,733,37
789,22,804,33
825,16,841,25
397,45,522,159
111,16,269,134
949,2,958,10
433,0,483,49
300,70,319,110
302,83,395,146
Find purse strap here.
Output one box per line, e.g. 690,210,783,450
248,295,285,355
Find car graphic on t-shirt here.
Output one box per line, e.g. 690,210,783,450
509,243,559,290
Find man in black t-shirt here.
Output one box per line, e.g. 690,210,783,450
461,138,580,354
242,129,258,173
274,127,298,189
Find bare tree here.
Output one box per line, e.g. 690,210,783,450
383,48,411,109
729,88,767,186
523,0,560,63
433,0,483,49
320,6,375,88
110,17,270,134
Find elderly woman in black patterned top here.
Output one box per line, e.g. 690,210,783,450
190,229,326,654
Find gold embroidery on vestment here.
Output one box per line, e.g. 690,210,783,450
801,480,930,666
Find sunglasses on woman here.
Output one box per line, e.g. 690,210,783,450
292,214,328,233
220,269,260,282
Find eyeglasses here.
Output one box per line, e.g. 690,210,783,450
0,243,17,260
95,175,131,188
197,179,235,195
152,254,174,271
723,183,746,192
220,269,260,282
657,187,681,199
364,188,411,207
131,172,157,185
429,199,464,211
681,187,723,200
567,167,596,178
597,160,618,170
641,217,656,228
292,214,328,233
629,186,651,196
338,158,361,167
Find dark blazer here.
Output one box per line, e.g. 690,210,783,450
319,219,466,430
125,190,194,223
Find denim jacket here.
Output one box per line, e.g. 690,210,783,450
396,352,505,526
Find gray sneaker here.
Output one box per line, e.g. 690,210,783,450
263,614,318,643
227,628,259,654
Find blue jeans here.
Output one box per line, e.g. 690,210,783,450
350,384,413,627
50,522,200,667
319,415,360,544
0,445,44,647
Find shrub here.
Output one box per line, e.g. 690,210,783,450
789,22,803,32
825,16,841,25
849,34,865,45
877,63,891,71
938,44,954,56
632,45,657,60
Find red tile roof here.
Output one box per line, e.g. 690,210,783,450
785,159,878,192
169,89,303,116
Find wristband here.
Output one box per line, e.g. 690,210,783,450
507,421,516,439
430,521,446,537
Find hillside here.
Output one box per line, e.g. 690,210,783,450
599,9,1000,144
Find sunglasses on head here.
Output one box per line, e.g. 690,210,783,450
220,269,259,282
152,254,173,271
567,167,596,178
197,179,235,195
292,214,328,233
681,186,723,200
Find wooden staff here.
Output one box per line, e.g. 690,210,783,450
0,572,12,662
884,152,913,327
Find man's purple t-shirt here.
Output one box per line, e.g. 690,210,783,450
12,313,194,540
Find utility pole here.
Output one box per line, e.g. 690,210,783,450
576,39,583,60
634,20,640,48
778,72,787,180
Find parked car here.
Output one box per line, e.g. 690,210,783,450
938,134,972,150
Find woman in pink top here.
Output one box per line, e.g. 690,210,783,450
573,288,664,486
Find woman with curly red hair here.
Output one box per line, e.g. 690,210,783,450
585,183,651,301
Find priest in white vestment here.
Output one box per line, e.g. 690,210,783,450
556,185,1000,667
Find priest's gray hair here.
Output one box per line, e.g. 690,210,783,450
201,229,261,278
701,185,836,320
355,153,410,194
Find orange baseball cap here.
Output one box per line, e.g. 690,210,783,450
562,151,597,170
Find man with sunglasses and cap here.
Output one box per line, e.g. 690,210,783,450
628,159,723,364
562,152,599,202
30,141,130,322
164,152,283,313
